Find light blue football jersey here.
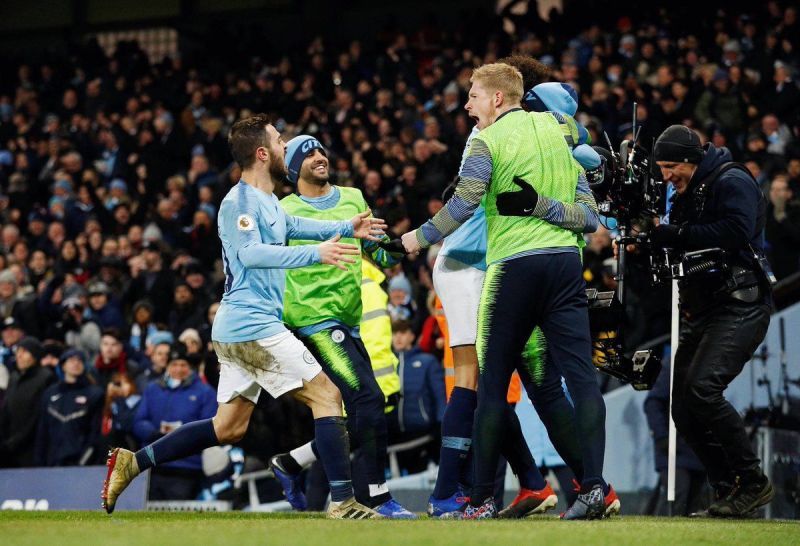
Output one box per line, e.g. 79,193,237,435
438,126,488,270
211,180,351,343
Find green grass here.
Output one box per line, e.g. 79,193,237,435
1,511,798,546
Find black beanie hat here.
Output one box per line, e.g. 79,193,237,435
654,125,704,164
17,336,44,362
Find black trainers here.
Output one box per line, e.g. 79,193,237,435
709,474,774,518
689,481,734,518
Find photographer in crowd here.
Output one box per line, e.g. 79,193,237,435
648,125,774,518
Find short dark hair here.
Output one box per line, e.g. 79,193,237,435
228,114,271,169
101,327,123,342
392,320,413,334
497,55,552,91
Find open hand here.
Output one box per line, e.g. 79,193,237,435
319,234,360,270
351,210,388,241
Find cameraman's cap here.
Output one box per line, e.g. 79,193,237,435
654,125,704,164
285,135,325,185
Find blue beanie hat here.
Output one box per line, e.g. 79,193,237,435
388,275,412,296
524,82,579,116
572,144,602,170
59,348,86,368
284,135,325,184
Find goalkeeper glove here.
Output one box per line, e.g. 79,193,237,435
496,177,539,216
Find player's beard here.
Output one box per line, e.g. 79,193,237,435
268,148,289,183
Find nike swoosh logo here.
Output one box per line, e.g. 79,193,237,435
523,208,533,213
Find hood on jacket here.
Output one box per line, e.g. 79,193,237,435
690,143,733,186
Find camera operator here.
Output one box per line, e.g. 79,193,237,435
649,125,773,518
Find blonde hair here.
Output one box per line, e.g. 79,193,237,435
470,63,524,105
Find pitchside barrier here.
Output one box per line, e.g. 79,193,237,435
0,467,149,511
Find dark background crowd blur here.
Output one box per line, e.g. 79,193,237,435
0,0,798,503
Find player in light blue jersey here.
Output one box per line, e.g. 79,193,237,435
102,115,387,519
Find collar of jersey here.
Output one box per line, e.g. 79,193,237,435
298,185,341,210
495,107,524,124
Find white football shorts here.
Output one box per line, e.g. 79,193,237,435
213,330,323,404
432,253,486,347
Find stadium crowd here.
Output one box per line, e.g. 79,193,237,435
0,0,799,503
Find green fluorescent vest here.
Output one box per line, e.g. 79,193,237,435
280,186,366,329
480,110,584,264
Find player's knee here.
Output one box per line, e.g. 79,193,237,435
213,414,249,444
311,374,342,410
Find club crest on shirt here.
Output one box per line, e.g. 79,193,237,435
237,214,255,231
331,330,345,343
303,350,317,365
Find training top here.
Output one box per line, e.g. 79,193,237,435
211,180,353,343
281,185,400,337
417,109,598,265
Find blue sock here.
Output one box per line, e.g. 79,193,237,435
134,418,218,471
433,387,476,499
314,416,354,502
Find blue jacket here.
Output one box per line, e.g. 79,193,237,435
35,376,104,466
396,347,447,434
643,362,705,473
133,373,217,471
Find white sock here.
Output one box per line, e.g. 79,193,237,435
369,483,389,498
289,442,317,469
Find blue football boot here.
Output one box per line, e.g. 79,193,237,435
374,498,417,519
269,454,307,511
427,490,469,518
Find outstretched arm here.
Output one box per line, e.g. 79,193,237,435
403,137,492,252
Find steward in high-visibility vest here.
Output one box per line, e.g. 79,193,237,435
360,259,401,412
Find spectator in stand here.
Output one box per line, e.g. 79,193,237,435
168,282,205,338
765,174,800,279
92,328,139,389
128,300,158,355
86,281,125,331
133,342,216,500
387,275,416,324
0,316,24,369
0,337,54,467
35,349,104,466
390,320,446,470
103,371,142,452
125,241,174,324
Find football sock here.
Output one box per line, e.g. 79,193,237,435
285,441,317,472
314,416,354,502
433,387,476,499
134,418,218,471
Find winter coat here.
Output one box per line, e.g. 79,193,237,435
133,373,216,471
0,365,55,467
396,347,446,434
34,376,104,466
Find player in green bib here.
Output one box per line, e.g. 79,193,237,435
268,135,415,519
402,63,609,520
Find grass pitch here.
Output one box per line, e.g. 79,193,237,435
1,511,798,546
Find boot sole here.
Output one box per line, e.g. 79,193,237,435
101,449,119,514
